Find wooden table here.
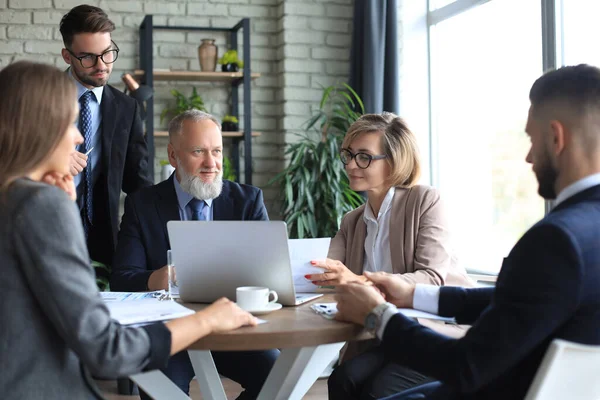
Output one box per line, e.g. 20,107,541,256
130,295,373,400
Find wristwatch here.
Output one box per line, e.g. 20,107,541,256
365,302,396,334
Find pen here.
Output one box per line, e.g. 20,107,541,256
84,147,94,156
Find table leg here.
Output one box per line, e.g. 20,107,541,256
188,350,227,400
257,342,344,400
129,370,191,400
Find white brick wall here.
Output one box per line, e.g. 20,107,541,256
0,0,357,217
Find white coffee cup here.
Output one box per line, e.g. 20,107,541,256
236,286,278,311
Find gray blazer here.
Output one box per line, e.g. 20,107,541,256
0,179,170,399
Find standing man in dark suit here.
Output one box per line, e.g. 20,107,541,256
334,64,600,400
111,110,278,399
59,5,152,267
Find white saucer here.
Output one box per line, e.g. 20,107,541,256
240,302,282,315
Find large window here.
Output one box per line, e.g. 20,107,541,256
560,0,600,66
429,0,545,273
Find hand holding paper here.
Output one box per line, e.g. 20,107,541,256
289,238,331,292
308,258,368,286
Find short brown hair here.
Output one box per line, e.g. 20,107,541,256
529,64,600,114
59,5,115,48
342,113,421,188
0,61,76,190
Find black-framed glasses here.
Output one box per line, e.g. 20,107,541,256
339,148,387,169
66,40,119,68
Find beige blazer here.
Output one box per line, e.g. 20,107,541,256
328,185,473,361
328,185,472,287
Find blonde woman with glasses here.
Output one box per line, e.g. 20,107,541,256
305,113,473,400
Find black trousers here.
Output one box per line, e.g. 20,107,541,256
328,345,433,400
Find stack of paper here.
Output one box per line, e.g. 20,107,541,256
101,292,195,325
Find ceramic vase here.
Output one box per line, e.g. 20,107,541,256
198,39,217,72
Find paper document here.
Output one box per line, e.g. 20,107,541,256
104,298,195,325
311,302,456,323
101,291,166,301
288,238,331,293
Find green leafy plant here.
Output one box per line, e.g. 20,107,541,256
218,50,244,68
222,155,236,182
93,260,110,291
160,87,207,123
222,115,239,124
270,83,366,239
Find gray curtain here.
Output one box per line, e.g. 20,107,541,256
349,0,400,114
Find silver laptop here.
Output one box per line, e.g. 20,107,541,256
167,221,323,306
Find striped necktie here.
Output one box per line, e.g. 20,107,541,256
79,91,94,232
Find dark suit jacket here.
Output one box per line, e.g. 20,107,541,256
87,84,152,266
110,175,269,292
381,184,600,400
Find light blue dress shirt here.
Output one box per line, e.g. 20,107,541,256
173,174,214,221
70,70,104,193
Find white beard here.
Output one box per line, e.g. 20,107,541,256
177,160,223,200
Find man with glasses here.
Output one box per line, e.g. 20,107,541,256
59,5,152,268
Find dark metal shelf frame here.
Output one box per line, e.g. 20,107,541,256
139,15,253,183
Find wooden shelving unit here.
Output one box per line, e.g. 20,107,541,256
133,69,260,82
138,16,257,184
154,130,261,138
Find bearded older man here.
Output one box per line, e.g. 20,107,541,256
110,110,277,399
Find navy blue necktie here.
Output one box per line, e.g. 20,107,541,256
189,198,207,221
79,91,94,232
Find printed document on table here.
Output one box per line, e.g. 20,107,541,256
101,291,166,301
104,299,195,325
289,237,331,293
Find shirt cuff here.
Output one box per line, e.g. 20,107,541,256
376,306,399,340
413,284,440,315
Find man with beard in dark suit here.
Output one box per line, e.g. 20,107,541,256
334,64,600,400
111,110,278,399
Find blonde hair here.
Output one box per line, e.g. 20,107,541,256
0,61,77,191
342,112,421,188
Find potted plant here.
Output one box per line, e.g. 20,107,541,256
269,83,366,239
160,87,207,123
222,155,236,181
221,115,239,131
218,49,244,72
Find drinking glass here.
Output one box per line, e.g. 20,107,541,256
167,250,178,300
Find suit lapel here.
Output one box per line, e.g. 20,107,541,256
351,208,367,274
213,181,233,220
155,175,181,246
389,188,403,273
100,86,117,173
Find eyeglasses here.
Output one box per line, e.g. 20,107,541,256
66,41,120,69
339,148,387,169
